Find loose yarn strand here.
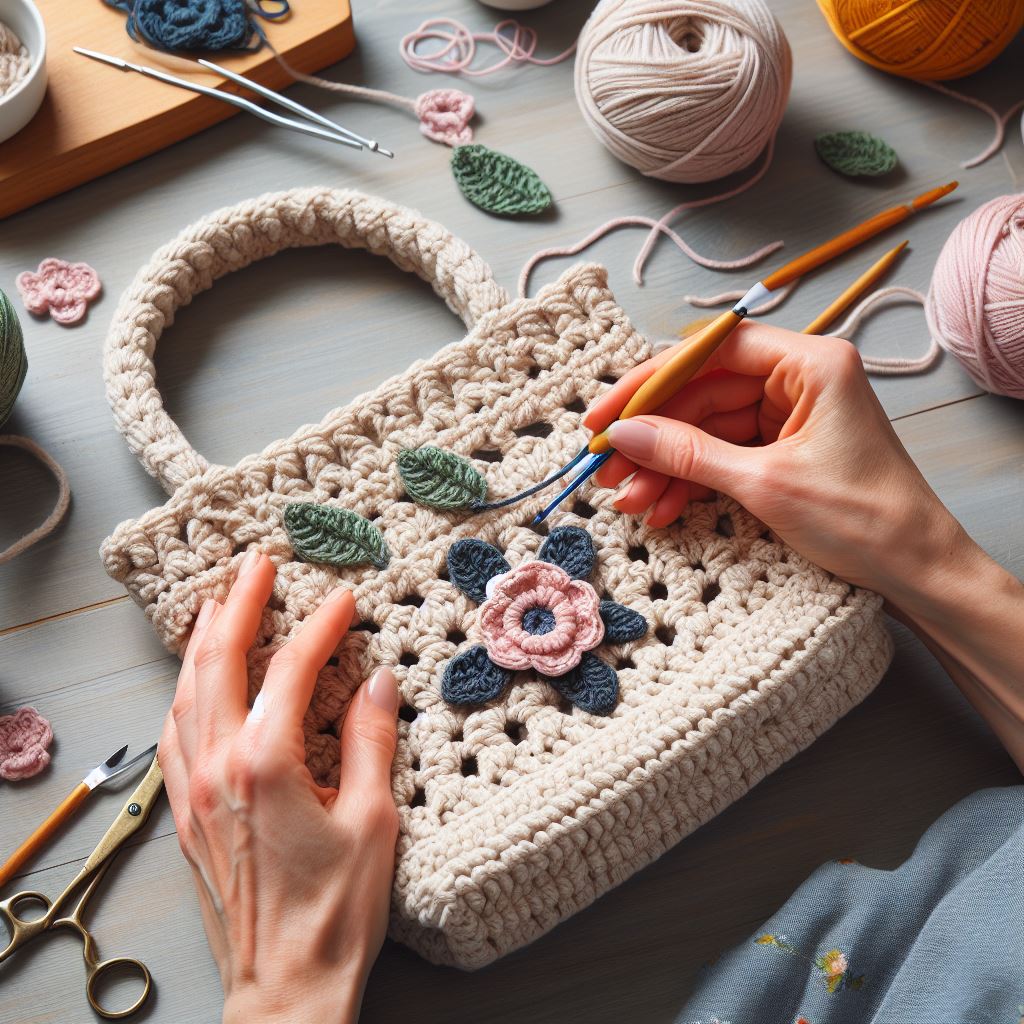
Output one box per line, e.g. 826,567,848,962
0,436,71,565
400,18,576,77
919,81,1024,168
826,286,941,375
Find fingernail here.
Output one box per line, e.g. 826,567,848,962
608,420,657,461
614,480,635,507
324,585,351,605
195,598,216,630
237,549,261,577
366,667,398,714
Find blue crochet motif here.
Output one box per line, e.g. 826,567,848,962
448,539,510,604
441,527,648,714
539,526,595,579
442,645,511,706
105,0,277,52
544,653,618,716
600,601,648,644
523,607,556,635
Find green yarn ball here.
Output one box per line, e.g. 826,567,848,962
814,131,899,178
0,287,27,428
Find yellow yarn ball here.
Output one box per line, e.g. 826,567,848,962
816,0,1024,81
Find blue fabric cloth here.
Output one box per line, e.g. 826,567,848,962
676,786,1024,1024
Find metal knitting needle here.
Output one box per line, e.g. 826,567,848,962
74,48,364,151
196,58,394,158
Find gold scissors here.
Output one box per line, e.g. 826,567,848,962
0,755,164,1019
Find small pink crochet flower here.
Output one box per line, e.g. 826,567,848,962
16,258,102,325
415,88,475,146
479,561,604,677
0,706,53,781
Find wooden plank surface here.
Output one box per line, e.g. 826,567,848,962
0,0,355,218
1,0,1022,1020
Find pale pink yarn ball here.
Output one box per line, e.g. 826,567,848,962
926,194,1024,399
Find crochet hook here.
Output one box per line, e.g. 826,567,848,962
196,58,394,158
802,239,908,335
0,742,157,889
534,182,958,524
73,48,365,152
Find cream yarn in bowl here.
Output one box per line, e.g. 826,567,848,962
0,0,46,145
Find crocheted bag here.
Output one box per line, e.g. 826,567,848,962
101,188,894,970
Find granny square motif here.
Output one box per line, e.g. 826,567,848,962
101,188,893,969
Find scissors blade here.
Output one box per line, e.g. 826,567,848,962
95,743,159,789
81,744,128,790
82,756,165,874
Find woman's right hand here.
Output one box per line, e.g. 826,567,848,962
587,322,1024,772
585,322,963,609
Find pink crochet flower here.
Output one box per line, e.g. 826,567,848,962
415,88,475,146
0,706,53,781
16,258,102,325
479,561,604,677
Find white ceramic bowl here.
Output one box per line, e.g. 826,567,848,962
0,0,46,145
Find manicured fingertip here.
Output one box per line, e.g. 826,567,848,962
366,667,398,715
237,548,261,576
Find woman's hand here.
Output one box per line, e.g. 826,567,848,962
588,322,1024,771
158,551,399,1024
586,322,961,605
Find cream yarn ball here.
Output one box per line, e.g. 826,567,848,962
574,0,793,183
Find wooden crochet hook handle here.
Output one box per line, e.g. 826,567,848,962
0,783,90,889
588,310,743,455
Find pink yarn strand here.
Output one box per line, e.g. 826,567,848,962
518,216,782,298
400,18,576,77
920,81,1024,168
826,286,940,376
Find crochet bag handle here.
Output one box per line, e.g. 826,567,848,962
103,187,510,494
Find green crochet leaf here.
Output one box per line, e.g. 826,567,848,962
814,131,898,178
284,503,390,570
398,447,487,511
451,144,553,217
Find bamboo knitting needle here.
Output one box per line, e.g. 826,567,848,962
533,181,957,523
802,239,908,335
0,743,156,889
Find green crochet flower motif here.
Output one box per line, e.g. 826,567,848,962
397,447,487,511
284,503,390,570
451,144,552,216
814,131,898,178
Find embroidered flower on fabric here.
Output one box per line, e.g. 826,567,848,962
16,258,102,325
0,706,53,781
756,935,865,994
441,526,647,715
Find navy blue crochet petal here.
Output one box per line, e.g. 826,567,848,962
546,653,618,715
538,525,595,579
447,539,511,604
441,645,511,706
599,601,648,644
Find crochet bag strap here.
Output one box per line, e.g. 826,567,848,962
103,187,511,494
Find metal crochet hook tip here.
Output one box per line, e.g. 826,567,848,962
533,451,611,524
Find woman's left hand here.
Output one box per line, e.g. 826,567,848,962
158,550,400,1024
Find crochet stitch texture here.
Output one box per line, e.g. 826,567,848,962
100,188,893,969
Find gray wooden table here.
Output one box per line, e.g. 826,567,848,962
2,1,1021,1020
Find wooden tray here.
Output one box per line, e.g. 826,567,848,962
0,0,355,219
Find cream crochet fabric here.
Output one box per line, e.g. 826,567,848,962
101,188,894,969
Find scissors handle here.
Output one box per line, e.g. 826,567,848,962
82,757,164,873
86,955,153,1020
